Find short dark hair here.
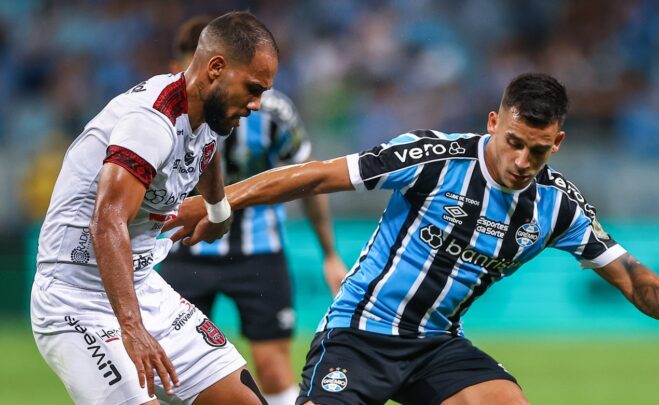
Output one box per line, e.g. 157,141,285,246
173,15,213,61
501,73,569,127
203,11,279,64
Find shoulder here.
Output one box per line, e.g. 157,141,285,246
373,130,481,160
535,165,597,219
258,89,301,127
121,73,187,126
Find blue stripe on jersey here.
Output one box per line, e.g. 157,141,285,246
552,211,592,256
246,205,282,254
246,111,264,155
435,131,475,141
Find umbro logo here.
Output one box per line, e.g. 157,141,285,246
443,205,468,225
444,205,467,218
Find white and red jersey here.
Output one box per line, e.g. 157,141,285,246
37,73,219,290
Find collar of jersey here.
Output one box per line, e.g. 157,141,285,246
478,134,534,194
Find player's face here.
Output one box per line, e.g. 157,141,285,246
485,106,565,189
204,46,277,135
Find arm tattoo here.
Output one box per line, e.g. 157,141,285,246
621,254,659,319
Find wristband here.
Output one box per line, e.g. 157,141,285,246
204,197,231,223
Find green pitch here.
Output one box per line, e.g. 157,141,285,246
2,321,657,404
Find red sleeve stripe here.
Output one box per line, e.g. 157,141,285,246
153,74,188,125
103,145,157,187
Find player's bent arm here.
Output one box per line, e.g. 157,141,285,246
180,153,232,244
228,156,354,210
196,152,226,204
91,164,146,330
90,163,179,396
595,253,659,319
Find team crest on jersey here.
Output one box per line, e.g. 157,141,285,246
321,368,348,392
516,220,541,247
591,217,610,240
200,140,216,172
196,318,226,347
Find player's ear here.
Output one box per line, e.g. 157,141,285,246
552,131,565,153
207,55,226,81
487,111,498,135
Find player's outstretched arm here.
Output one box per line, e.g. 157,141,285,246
595,253,659,319
91,163,180,397
164,157,353,244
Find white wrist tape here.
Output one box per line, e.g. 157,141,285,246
204,197,231,223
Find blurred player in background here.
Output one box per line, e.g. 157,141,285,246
167,73,659,404
31,12,277,404
160,16,348,405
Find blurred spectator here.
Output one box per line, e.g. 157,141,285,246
1,0,658,230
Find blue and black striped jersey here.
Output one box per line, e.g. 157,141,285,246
171,89,311,258
320,130,625,337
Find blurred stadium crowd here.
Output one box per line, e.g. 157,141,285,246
0,0,658,232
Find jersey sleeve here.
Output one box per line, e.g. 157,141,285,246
552,202,626,269
104,109,175,187
346,132,440,192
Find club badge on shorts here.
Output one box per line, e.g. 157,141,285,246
321,368,348,392
196,318,227,347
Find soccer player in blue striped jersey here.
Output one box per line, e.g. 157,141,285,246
166,73,659,405
160,16,348,405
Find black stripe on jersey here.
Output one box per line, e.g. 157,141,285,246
223,126,241,183
446,183,538,335
547,192,576,246
349,158,447,329
397,162,487,336
227,209,245,257
359,132,479,190
581,232,610,259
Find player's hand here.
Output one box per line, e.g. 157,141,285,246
323,253,348,295
164,195,231,244
180,214,232,245
121,323,180,397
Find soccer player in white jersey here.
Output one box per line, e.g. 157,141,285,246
166,73,659,405
162,16,348,405
31,12,277,405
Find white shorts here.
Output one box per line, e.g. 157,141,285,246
31,270,246,405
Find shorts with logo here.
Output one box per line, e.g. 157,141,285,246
158,252,294,341
31,270,245,405
297,328,518,405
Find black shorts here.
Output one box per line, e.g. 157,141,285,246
158,252,294,341
297,328,517,405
